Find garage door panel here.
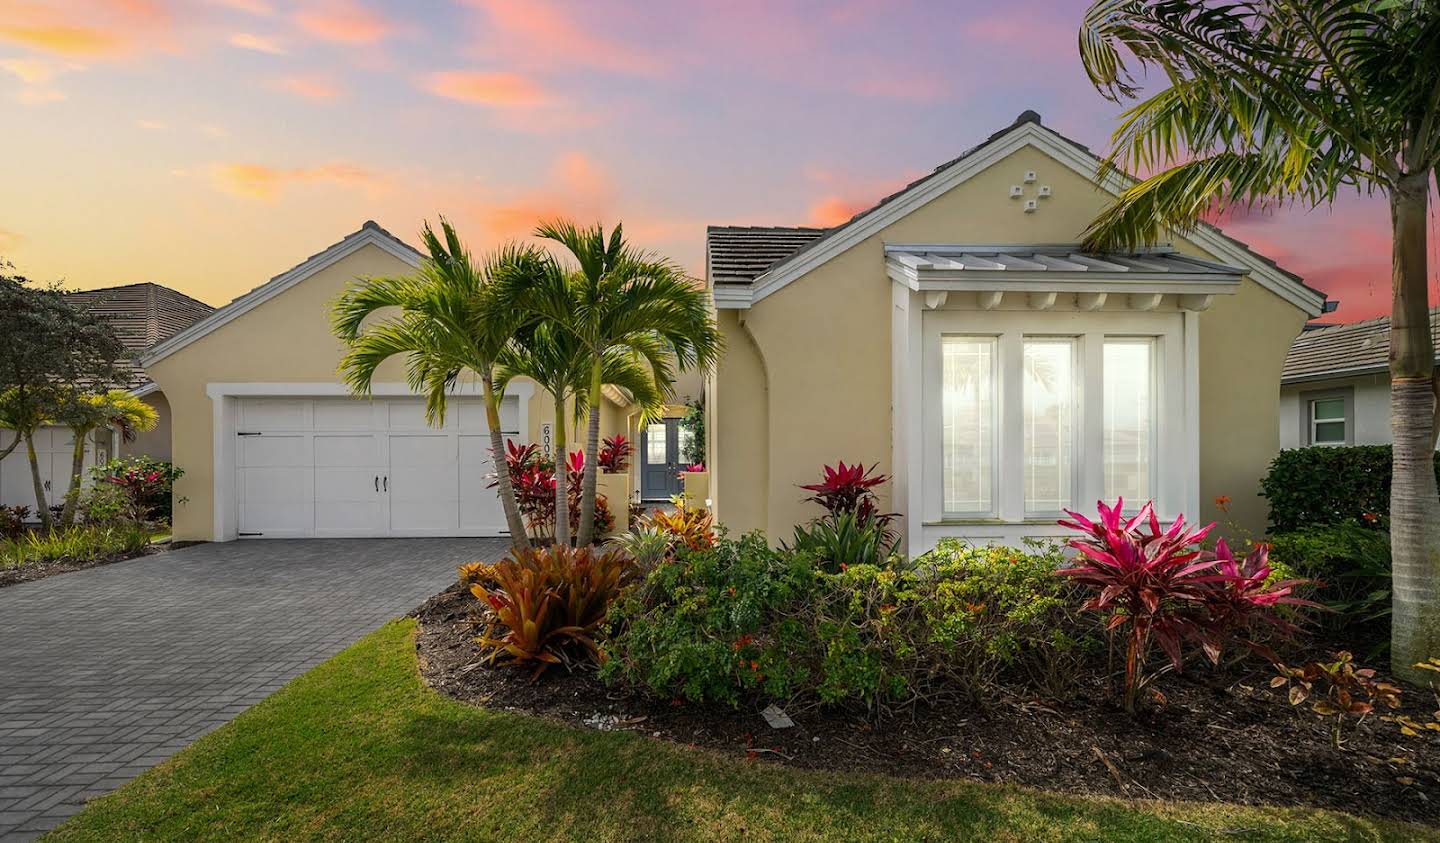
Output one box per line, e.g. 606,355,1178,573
239,434,308,468
458,434,503,531
313,400,376,430
240,399,309,430
314,434,381,466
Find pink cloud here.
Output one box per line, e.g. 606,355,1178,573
0,0,175,58
460,0,663,76
422,70,550,108
212,0,273,14
211,161,384,201
470,151,615,241
293,0,393,45
273,74,342,100
228,32,284,54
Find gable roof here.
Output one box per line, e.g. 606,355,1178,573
1283,307,1440,384
64,283,214,351
140,220,422,367
706,111,1327,316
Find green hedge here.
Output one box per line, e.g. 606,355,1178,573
1260,445,1440,533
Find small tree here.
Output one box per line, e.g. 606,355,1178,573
0,267,130,528
54,390,158,525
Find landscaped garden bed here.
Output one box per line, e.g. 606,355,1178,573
413,579,1440,825
0,528,164,588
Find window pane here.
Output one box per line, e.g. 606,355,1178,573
1103,340,1154,503
1314,421,1346,443
942,336,994,513
1023,339,1074,512
645,423,667,464
1312,398,1345,422
677,426,695,463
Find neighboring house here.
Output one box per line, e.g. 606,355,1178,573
704,111,1328,555
1279,307,1440,448
141,222,644,542
0,283,214,513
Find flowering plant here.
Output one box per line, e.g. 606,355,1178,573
598,434,632,474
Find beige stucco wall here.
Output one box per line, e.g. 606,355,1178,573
148,241,625,542
712,143,1309,542
121,392,172,462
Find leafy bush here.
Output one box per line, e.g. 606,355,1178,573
1268,523,1391,640
1272,651,1402,749
680,398,705,466
1,522,150,568
493,441,613,540
1260,445,1440,532
603,535,1096,709
606,525,671,571
1058,499,1311,712
90,456,184,524
0,505,29,539
474,544,638,674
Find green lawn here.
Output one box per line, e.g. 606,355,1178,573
47,620,1436,842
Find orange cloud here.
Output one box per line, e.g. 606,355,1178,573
273,74,342,100
474,151,615,241
0,25,121,56
462,0,662,76
212,0,274,14
808,197,866,227
293,0,393,45
211,161,382,201
0,57,70,83
422,70,550,108
0,1,174,58
228,32,284,54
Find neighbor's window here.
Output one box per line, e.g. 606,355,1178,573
1103,339,1155,503
1023,339,1075,513
942,336,995,514
1310,397,1347,445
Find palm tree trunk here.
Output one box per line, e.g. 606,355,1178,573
481,374,531,552
1388,170,1440,683
59,427,86,526
553,395,571,548
25,431,51,530
576,359,604,547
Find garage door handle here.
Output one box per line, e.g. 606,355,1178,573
374,476,379,492
383,476,388,492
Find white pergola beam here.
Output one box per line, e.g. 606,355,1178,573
1179,293,1214,311
1129,292,1165,311
978,290,1004,310
1077,291,1107,311
924,290,949,310
1028,291,1058,310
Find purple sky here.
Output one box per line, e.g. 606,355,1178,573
0,0,1420,321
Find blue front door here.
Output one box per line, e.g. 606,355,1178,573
640,419,685,500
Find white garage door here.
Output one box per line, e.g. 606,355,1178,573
234,396,518,539
0,426,100,515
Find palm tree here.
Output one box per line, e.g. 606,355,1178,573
331,219,538,550
495,320,665,544
55,390,158,526
1077,0,1440,680
528,221,722,546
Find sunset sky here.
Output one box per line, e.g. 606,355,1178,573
0,0,1417,321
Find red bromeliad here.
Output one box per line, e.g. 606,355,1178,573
800,461,888,516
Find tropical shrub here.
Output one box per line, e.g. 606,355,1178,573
785,510,893,573
90,456,184,524
1268,523,1392,641
493,441,613,540
1272,651,1402,749
0,505,28,539
606,525,671,571
1260,445,1440,532
474,544,638,674
1,522,150,568
598,434,632,474
458,561,499,587
602,533,818,706
1057,499,1311,712
643,497,715,551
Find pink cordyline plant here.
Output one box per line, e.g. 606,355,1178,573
1056,498,1313,713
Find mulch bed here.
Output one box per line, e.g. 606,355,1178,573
413,583,1440,825
0,542,166,589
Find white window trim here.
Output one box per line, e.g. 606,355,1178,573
912,308,1195,553
1021,336,1080,519
1304,389,1352,447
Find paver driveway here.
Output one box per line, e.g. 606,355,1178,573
0,537,506,841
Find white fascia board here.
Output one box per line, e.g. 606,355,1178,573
130,381,162,398
204,381,536,402
885,264,1242,297
751,122,1325,317
141,229,422,367
711,285,754,309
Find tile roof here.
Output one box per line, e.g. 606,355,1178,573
63,282,215,387
704,110,1324,307
706,226,829,284
1282,307,1440,384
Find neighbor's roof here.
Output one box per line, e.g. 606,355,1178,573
704,110,1326,315
1282,307,1440,384
64,282,214,351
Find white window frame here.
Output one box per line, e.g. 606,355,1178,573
1305,391,1351,447
939,334,1000,517
921,310,1188,530
1021,336,1079,518
1101,336,1161,510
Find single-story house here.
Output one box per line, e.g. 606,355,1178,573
704,111,1328,555
140,222,665,542
0,283,213,513
1280,307,1440,448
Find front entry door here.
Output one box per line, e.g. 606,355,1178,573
641,419,686,500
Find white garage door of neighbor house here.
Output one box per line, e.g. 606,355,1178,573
0,427,101,515
234,397,518,539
